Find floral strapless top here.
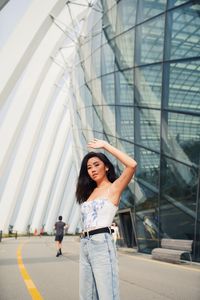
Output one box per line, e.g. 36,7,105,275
81,198,118,231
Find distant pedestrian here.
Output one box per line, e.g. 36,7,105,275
54,216,68,257
111,222,120,249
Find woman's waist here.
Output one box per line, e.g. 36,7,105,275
80,226,114,238
82,219,114,231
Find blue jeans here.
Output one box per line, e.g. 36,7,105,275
80,232,120,300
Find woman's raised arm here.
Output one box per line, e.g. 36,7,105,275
88,139,137,201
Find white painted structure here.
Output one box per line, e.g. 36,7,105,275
0,0,97,234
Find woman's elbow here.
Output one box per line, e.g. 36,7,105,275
130,160,137,169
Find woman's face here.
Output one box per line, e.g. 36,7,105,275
87,157,107,182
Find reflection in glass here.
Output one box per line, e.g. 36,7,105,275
115,29,135,69
160,202,195,240
195,203,200,261
79,84,92,108
102,0,117,40
102,105,116,138
168,61,200,112
135,64,162,108
117,70,134,105
74,62,85,89
82,106,93,138
91,20,102,52
136,147,160,188
116,106,134,142
92,107,103,136
162,112,200,166
137,0,167,23
82,57,91,83
91,48,101,79
116,0,137,34
119,139,135,161
101,42,115,75
102,73,115,104
138,15,165,64
139,109,160,151
92,78,102,105
168,4,200,60
161,156,198,212
168,0,189,8
135,182,159,252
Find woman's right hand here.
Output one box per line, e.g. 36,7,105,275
87,139,108,149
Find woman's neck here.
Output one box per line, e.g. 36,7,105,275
96,181,111,189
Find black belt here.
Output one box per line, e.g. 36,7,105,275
81,227,114,238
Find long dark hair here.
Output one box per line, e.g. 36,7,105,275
76,152,117,204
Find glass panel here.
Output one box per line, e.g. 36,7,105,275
92,78,102,105
116,0,137,35
79,84,92,107
91,48,101,79
161,157,198,212
195,198,200,262
118,139,135,161
101,42,115,75
119,187,134,209
160,157,198,245
102,105,116,137
135,64,162,108
116,106,134,142
135,182,159,253
102,73,115,104
84,106,93,139
136,147,160,188
137,0,167,23
162,112,200,166
74,63,85,89
168,0,190,8
82,57,91,83
167,60,200,113
115,29,135,69
137,15,165,64
80,40,91,62
117,70,134,105
139,109,161,151
91,20,102,52
92,106,103,137
160,202,195,242
102,0,117,40
168,4,200,60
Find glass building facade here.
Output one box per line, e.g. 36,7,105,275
72,0,200,262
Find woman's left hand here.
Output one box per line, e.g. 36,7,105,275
87,139,107,149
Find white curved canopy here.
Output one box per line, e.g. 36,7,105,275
0,0,98,234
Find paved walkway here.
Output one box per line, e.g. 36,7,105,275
0,236,200,300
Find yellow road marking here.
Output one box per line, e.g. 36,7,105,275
120,252,200,272
17,242,44,300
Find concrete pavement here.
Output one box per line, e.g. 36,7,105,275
0,236,199,300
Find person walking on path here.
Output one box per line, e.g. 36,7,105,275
76,138,137,300
54,216,68,257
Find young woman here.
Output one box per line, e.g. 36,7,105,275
76,139,137,300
